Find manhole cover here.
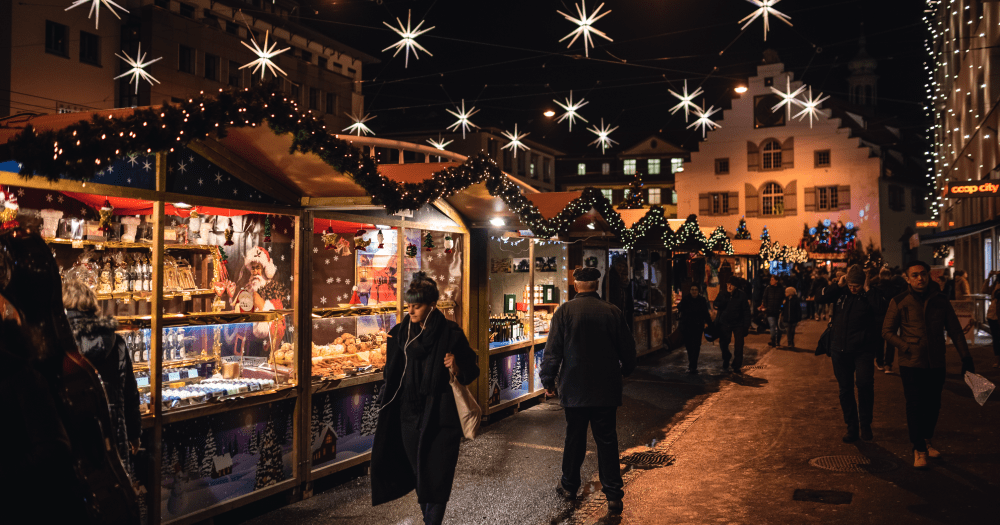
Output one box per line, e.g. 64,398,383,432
741,364,768,370
809,455,897,473
793,488,853,505
620,451,674,469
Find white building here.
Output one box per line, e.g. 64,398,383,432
675,50,930,268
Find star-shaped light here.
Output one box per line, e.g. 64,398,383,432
791,86,830,128
114,43,162,94
501,124,530,158
240,30,290,80
65,0,127,30
587,118,619,153
769,76,807,118
426,136,453,150
343,112,376,136
553,91,589,131
738,0,792,41
687,104,722,138
668,79,705,123
557,1,612,58
383,10,434,68
446,99,479,139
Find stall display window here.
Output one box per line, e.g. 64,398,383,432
487,235,530,349
402,228,464,325
531,240,568,337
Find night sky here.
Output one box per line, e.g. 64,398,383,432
301,0,927,154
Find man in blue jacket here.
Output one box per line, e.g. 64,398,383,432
540,267,637,516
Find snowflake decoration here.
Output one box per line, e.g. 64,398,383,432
769,76,806,119
553,91,589,131
446,99,479,139
177,161,187,173
240,30,290,80
197,178,204,186
501,124,530,157
426,137,453,150
382,10,434,68
557,1,612,58
333,255,339,262
142,160,152,172
45,194,53,202
326,277,334,284
344,278,351,285
127,154,138,166
57,195,64,203
342,111,376,136
739,0,792,41
320,296,328,305
668,79,704,123
214,172,223,184
587,118,619,153
114,43,162,94
313,247,319,254
324,258,330,265
65,0,127,30
336,325,344,333
791,86,830,128
336,277,342,283
687,103,721,138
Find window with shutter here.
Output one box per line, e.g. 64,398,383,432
761,182,784,216
699,193,710,216
837,185,851,210
728,192,739,215
747,141,759,171
761,140,782,170
781,137,794,169
804,187,816,212
745,183,759,217
784,180,797,215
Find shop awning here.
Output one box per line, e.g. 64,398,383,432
918,217,1000,244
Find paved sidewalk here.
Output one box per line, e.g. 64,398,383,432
572,320,1000,525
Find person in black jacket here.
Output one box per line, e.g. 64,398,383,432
62,279,141,478
809,270,830,321
371,273,480,525
872,268,898,373
779,287,802,348
678,284,711,374
540,267,636,517
714,278,751,372
759,275,785,347
816,265,881,443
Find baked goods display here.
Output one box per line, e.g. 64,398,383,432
307,329,389,378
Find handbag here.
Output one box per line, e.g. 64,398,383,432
815,321,833,356
450,370,482,440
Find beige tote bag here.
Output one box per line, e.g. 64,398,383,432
450,370,482,439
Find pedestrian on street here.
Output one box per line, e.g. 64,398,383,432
802,269,815,319
540,267,636,517
982,271,1000,368
370,272,480,525
872,268,898,373
881,260,976,469
678,284,711,374
954,270,971,300
817,265,882,443
779,286,802,348
714,277,751,372
810,269,830,321
759,274,785,347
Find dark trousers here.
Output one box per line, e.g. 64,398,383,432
718,326,744,369
420,503,447,525
806,300,815,319
831,351,875,431
875,340,895,368
899,366,946,451
989,319,1000,357
561,406,625,501
684,334,701,371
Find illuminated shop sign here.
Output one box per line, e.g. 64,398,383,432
945,181,1000,197
915,221,939,228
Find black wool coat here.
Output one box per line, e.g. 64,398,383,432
714,288,751,331
370,309,479,506
817,284,881,354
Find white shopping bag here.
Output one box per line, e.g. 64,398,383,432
964,371,996,406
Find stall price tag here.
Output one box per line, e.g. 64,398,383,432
182,292,192,301
71,240,84,249
136,377,150,387
95,243,105,251
122,295,130,304
168,372,181,381
187,369,198,378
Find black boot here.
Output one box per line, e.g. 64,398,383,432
842,428,859,443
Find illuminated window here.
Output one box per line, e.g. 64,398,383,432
577,163,586,175
648,159,661,175
648,188,661,204
817,186,838,211
601,189,613,201
711,192,730,214
761,140,782,170
761,182,784,215
602,163,610,175
671,158,684,173
623,159,636,175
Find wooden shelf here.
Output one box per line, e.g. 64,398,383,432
488,339,533,355
44,237,213,252
312,304,397,319
115,310,285,329
96,289,215,302
132,354,216,372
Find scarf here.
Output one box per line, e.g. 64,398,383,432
400,308,449,398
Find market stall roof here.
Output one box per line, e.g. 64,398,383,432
525,191,582,219
917,217,1000,245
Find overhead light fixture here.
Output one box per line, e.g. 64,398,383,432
174,202,192,209
735,85,748,94
543,109,556,117
489,217,506,227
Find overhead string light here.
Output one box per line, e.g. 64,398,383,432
557,1,612,58
426,136,453,150
114,43,162,94
65,0,127,30
240,30,290,81
668,80,705,123
770,76,806,119
382,9,435,68
587,118,619,153
446,99,479,139
553,91,589,131
343,111,376,136
738,0,792,41
792,86,830,128
687,103,721,139
500,124,530,157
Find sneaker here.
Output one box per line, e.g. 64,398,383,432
860,427,874,441
843,430,859,443
925,440,941,458
556,485,577,501
607,499,624,515
884,366,892,374
914,450,929,469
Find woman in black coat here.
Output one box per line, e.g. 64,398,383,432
370,273,479,525
678,284,711,374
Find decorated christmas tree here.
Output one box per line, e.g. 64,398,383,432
423,231,435,251
360,392,379,436
185,446,199,478
760,226,770,241
734,217,751,240
201,429,218,477
510,356,522,391
707,226,734,255
617,175,645,209
254,421,283,489
285,413,294,444
310,403,322,444
263,215,272,243
249,428,259,456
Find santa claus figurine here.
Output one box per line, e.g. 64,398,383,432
242,246,288,350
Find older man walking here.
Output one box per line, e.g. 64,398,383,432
540,267,636,516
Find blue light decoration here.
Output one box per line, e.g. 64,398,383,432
823,219,831,227
809,227,816,235
846,222,854,230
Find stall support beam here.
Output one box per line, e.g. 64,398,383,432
397,227,404,322
294,211,314,498
527,241,535,392
469,229,490,409
149,152,168,525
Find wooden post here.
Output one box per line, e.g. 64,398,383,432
470,229,490,410
149,152,167,525
527,241,535,392
294,211,314,498
397,226,405,322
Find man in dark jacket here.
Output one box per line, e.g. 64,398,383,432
882,260,975,469
759,275,785,347
810,270,830,321
873,268,899,373
817,265,882,443
714,278,751,372
541,267,636,516
678,284,711,374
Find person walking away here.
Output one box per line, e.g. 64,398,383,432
810,270,830,321
872,268,897,373
802,269,815,320
759,275,785,347
540,267,636,516
714,278,751,372
678,284,711,374
954,270,971,300
983,271,1000,368
371,273,480,524
817,265,881,443
63,279,142,478
882,261,976,469
780,287,802,348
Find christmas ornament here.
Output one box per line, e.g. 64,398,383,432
739,0,792,41
348,285,361,305
240,30,290,81
263,215,272,243
501,124,530,157
224,218,234,246
114,43,162,94
406,242,418,258
39,209,64,238
426,136,453,150
446,99,479,139
382,10,434,68
934,244,951,260
444,235,454,254
322,227,338,250
557,1,612,58
687,103,721,138
792,86,830,128
65,0,127,30
188,209,201,240
0,190,18,230
422,231,435,251
668,80,704,123
587,118,619,153
553,91,589,131
343,111,376,136
98,198,114,235
769,76,806,118
354,229,372,250
336,237,352,256
377,229,385,249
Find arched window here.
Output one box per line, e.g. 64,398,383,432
762,182,784,216
761,139,782,169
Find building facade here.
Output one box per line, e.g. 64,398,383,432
1,0,374,132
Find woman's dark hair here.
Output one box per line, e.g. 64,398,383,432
404,272,440,304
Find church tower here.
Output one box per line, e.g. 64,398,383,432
847,28,879,107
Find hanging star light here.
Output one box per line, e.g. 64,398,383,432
240,30,290,80
587,118,619,153
557,1,613,58
343,111,376,136
769,76,807,118
446,99,479,139
65,0,127,30
687,103,721,139
738,0,792,41
114,43,162,94
792,86,831,128
501,124,530,158
382,10,435,68
668,80,705,123
553,91,589,131
426,136,453,150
